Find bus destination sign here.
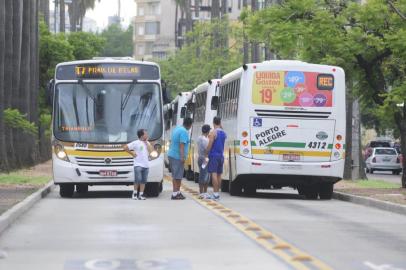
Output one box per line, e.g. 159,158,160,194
317,74,334,90
56,63,160,80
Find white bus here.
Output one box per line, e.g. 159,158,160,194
189,79,220,181
212,60,345,199
50,59,164,197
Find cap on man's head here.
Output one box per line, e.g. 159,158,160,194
202,124,211,134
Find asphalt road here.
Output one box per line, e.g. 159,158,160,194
367,171,403,184
0,178,406,270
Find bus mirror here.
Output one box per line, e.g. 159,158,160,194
211,96,219,110
180,106,186,118
46,79,54,106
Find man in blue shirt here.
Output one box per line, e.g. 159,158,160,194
206,117,227,200
168,117,193,200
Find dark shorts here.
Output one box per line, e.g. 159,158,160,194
208,156,224,174
198,158,209,184
169,157,184,180
134,166,149,184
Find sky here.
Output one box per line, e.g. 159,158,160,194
86,0,136,30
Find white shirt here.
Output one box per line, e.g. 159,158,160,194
127,140,149,168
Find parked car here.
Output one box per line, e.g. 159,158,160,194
365,147,402,175
364,140,392,160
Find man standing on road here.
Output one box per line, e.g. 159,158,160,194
206,117,227,200
168,117,193,200
124,129,154,200
197,124,211,199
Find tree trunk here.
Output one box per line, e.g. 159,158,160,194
344,79,353,179
20,0,32,165
68,1,78,32
221,0,227,17
0,0,9,171
60,0,65,32
12,0,23,167
39,0,49,27
175,2,179,48
243,0,249,64
395,101,406,188
211,0,220,19
250,0,260,62
5,0,17,169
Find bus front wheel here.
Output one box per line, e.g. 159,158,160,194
60,184,74,198
145,182,160,197
76,184,88,194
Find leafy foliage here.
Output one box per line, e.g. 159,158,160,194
101,24,133,57
4,109,38,136
159,19,243,97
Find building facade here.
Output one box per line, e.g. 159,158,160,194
133,0,244,60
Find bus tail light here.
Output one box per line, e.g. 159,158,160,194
54,144,69,162
242,131,248,137
335,143,341,150
242,140,249,147
372,157,376,163
336,135,342,141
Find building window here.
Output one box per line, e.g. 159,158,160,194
147,2,161,15
137,25,145,35
145,22,160,35
137,44,145,55
138,6,145,16
145,42,154,55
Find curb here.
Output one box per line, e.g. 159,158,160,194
0,181,55,235
333,191,406,216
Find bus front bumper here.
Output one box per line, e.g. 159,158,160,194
53,155,164,185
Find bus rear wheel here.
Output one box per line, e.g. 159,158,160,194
221,180,229,192
303,185,318,200
319,183,334,200
76,184,88,194
60,184,74,198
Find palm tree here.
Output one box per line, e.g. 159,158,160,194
68,0,100,32
39,0,50,27
0,0,8,171
60,0,65,32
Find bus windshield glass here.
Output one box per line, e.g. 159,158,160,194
54,82,162,143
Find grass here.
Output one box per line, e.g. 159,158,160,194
0,173,50,185
343,179,401,189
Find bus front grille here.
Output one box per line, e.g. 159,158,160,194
75,157,133,167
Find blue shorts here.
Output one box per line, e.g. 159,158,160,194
134,166,149,184
198,158,209,184
169,157,184,180
208,156,224,174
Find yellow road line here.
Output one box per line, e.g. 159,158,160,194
164,175,334,270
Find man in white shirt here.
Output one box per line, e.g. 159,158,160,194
124,129,153,200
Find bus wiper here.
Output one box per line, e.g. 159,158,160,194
121,79,138,112
78,79,96,102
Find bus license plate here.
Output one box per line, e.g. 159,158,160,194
282,154,300,161
99,170,117,177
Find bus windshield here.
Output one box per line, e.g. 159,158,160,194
54,82,162,143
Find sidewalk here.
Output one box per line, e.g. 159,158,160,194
0,161,52,215
335,179,406,206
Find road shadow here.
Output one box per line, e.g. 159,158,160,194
228,189,306,200
72,190,132,199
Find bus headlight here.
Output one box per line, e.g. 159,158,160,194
54,144,69,162
149,143,162,160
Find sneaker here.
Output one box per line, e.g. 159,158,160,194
198,193,205,199
177,193,186,200
138,195,146,200
132,192,138,200
212,194,220,201
171,194,180,200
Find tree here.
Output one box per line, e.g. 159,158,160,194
66,31,105,59
0,0,8,171
159,20,243,97
243,0,406,186
100,24,133,57
68,0,100,32
60,0,65,33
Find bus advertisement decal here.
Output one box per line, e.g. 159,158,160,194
253,125,288,147
252,71,333,107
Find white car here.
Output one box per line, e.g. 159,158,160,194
366,147,402,175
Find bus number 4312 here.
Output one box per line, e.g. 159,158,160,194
308,141,327,149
